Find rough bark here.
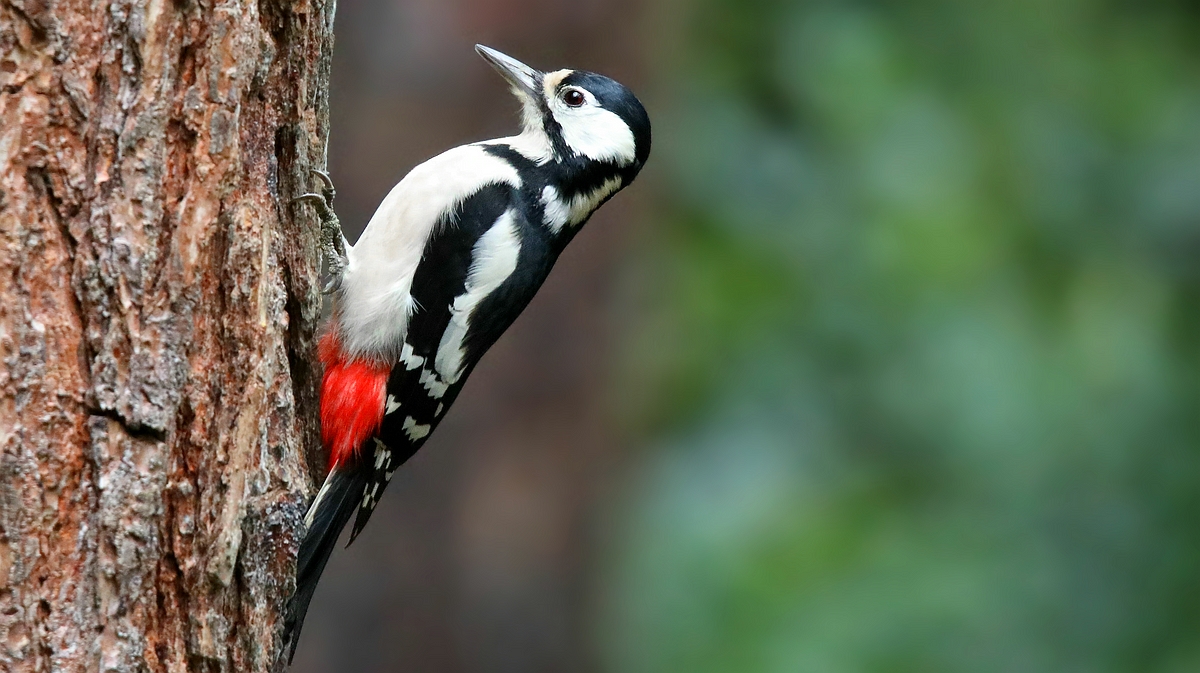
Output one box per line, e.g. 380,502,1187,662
0,0,334,670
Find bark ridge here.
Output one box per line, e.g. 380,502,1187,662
0,0,334,669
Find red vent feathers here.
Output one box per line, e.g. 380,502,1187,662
318,333,390,470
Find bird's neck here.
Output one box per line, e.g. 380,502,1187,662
478,133,626,234
497,129,556,166
538,160,624,239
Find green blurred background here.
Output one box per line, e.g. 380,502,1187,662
294,1,1200,671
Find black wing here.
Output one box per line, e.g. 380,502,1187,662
347,181,519,539
289,178,572,659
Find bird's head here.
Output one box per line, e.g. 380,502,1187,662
475,45,651,179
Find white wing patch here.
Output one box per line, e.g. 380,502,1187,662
402,416,431,441
400,342,425,370
336,145,522,360
373,439,392,468
434,209,522,384
419,368,449,399
361,439,394,512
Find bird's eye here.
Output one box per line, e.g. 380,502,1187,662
561,89,586,107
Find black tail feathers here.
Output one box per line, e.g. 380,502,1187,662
283,466,366,664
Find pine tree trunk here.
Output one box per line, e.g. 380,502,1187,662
0,0,334,670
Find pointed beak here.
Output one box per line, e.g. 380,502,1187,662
475,45,542,98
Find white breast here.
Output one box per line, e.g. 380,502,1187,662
336,145,522,360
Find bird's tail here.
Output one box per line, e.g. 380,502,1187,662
283,465,365,663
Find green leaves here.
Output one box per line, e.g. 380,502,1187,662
602,1,1200,671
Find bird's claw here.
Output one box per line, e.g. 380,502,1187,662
312,169,336,205
295,170,349,291
293,192,328,210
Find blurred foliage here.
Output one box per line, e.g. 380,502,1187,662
600,0,1200,671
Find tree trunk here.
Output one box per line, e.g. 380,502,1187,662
0,0,333,670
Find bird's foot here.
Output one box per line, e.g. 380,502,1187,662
294,169,349,293
312,168,336,206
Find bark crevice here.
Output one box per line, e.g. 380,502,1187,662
0,0,333,670
88,408,168,443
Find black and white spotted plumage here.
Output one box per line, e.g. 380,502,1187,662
284,45,650,661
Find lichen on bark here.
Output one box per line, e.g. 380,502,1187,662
0,0,334,670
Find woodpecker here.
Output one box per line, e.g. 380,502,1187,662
283,45,650,660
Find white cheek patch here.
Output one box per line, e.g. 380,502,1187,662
555,105,637,165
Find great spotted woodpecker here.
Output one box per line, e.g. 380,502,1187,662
283,45,650,659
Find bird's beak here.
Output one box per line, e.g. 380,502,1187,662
475,45,542,98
